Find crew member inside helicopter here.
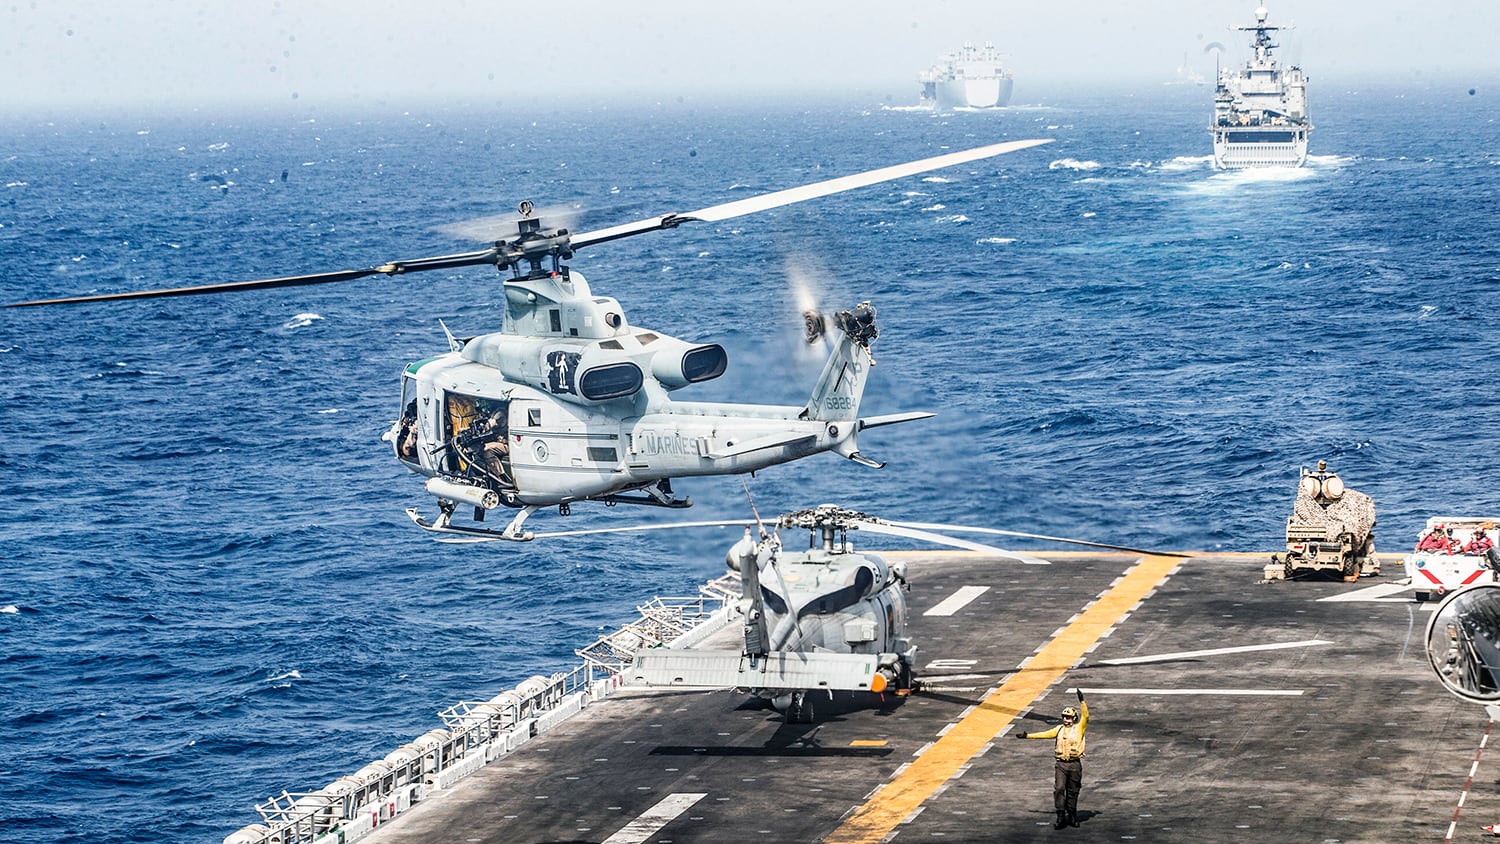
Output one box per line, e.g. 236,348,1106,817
467,403,514,489
398,400,419,461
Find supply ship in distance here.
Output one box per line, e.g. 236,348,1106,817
1210,5,1311,168
919,41,1014,109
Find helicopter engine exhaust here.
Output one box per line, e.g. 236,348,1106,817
425,477,500,510
649,337,728,389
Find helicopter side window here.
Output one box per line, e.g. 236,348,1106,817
549,310,562,333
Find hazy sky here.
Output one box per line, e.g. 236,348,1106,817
5,1,1498,111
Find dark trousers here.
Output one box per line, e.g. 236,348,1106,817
1053,758,1083,814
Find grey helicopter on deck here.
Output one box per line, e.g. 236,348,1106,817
10,140,1051,540
519,503,1174,723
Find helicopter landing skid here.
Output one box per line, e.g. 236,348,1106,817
405,506,538,542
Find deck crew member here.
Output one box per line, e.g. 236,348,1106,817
1464,526,1496,556
1016,688,1089,829
1417,524,1457,554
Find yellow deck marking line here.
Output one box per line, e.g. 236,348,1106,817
824,553,1183,844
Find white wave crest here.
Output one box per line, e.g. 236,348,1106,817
922,176,952,183
921,204,947,212
1049,158,1100,171
1157,155,1214,172
936,214,970,223
269,670,302,683
1185,164,1316,195
1305,153,1355,168
1,605,18,614
285,313,323,329
976,237,1016,245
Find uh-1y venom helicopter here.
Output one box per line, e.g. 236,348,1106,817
10,139,1051,541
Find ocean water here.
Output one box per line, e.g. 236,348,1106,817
3,83,1499,842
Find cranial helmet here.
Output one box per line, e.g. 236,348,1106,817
1061,706,1078,719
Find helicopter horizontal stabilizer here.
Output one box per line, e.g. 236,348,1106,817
628,650,887,693
705,432,818,460
858,411,936,431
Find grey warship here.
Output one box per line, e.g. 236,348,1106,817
918,42,1015,109
1211,5,1312,168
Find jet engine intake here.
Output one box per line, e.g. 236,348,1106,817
578,361,644,401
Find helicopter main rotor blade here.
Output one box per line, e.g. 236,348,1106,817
570,138,1054,250
854,521,1049,565
7,247,502,307
883,520,1189,558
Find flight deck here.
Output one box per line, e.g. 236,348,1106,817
351,551,1491,843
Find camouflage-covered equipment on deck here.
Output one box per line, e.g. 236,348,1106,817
1267,461,1378,581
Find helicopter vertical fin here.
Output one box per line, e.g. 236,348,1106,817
800,307,875,424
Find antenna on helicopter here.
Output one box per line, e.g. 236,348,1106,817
740,476,769,540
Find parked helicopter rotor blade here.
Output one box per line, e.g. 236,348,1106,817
7,247,502,307
510,519,754,541
882,520,1190,558
570,138,1053,250
853,521,1050,565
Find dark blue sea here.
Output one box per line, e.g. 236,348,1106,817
3,83,1499,842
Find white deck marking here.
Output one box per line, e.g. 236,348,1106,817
1096,639,1332,665
1317,582,1413,602
924,659,978,671
1077,688,1304,696
601,792,706,844
924,586,990,617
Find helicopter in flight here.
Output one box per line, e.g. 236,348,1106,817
10,139,1051,541
604,502,1171,724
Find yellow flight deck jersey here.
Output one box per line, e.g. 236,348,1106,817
1024,700,1088,760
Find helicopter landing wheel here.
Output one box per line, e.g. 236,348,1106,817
786,690,814,724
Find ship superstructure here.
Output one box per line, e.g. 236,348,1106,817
1210,6,1311,168
919,41,1014,109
